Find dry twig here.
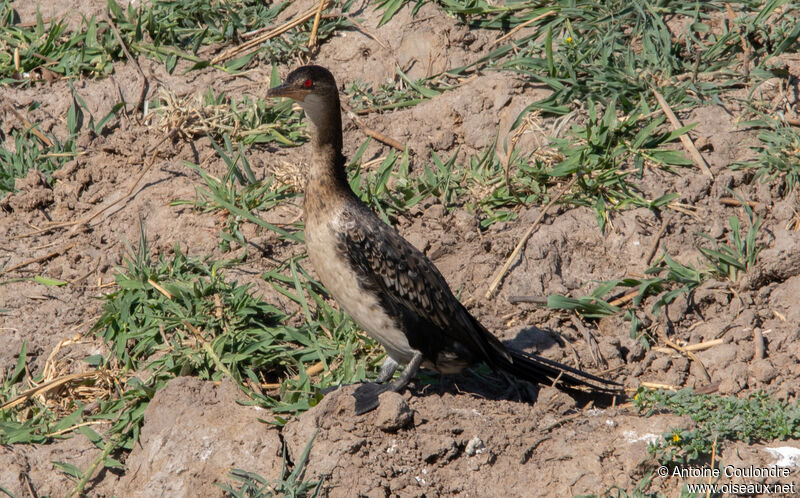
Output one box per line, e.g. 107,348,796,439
261,362,325,389
494,11,556,45
106,14,149,113
211,2,331,65
645,217,670,266
0,371,105,411
663,337,711,383
307,0,328,48
682,338,723,352
1,242,76,275
606,290,636,307
570,314,604,366
344,105,406,151
719,197,757,208
4,104,53,147
507,295,548,305
652,89,713,178
753,328,765,359
640,381,680,390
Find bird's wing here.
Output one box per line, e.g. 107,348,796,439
336,205,510,364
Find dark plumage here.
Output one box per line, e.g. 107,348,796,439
268,65,621,414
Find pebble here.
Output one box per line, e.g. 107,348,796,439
465,436,486,456
375,392,413,433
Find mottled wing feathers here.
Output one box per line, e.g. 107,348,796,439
336,205,510,366
334,204,621,393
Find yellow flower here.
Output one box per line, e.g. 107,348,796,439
566,36,573,43
672,433,681,443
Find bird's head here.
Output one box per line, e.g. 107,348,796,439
267,65,339,129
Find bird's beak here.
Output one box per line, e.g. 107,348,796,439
267,83,310,102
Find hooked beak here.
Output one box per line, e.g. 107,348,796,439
267,83,310,102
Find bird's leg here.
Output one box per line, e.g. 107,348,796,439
386,352,422,392
320,357,399,396
353,352,423,415
376,356,399,383
500,370,524,401
498,370,539,402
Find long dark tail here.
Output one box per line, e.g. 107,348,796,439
497,348,623,395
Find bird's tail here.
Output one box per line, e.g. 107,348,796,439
497,348,623,395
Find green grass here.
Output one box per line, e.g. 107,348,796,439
0,128,73,196
432,0,798,105
347,79,427,114
578,386,800,495
0,222,379,491
6,0,795,228
0,211,380,488
348,138,550,228
92,224,378,415
0,91,90,197
696,198,762,282
367,0,798,231
346,67,449,114
346,89,696,233
220,432,323,497
635,388,800,465
0,0,348,82
171,133,303,251
547,206,763,346
545,99,691,230
0,3,116,81
733,114,800,195
370,1,795,229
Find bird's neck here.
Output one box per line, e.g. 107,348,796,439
302,95,351,201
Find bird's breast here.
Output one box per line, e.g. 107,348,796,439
305,210,417,365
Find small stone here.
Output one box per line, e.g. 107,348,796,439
621,336,646,362
465,436,486,457
737,342,755,362
374,391,413,432
597,336,623,363
420,436,458,464
538,386,578,414
665,296,688,323
425,203,446,220
750,359,777,384
428,241,447,260
728,327,751,342
363,486,388,498
452,210,475,232
718,364,748,394
493,93,511,111
700,343,737,368
736,309,757,328
431,129,456,150
671,357,689,375
708,219,726,239
694,280,729,307
650,356,671,373
389,478,406,492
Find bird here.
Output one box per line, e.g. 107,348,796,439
267,65,621,414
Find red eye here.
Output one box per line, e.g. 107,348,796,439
304,78,312,88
